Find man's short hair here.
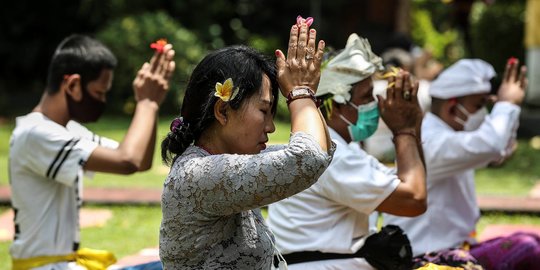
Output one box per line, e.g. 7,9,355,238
46,34,117,93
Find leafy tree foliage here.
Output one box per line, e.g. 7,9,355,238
97,11,205,115
470,1,525,77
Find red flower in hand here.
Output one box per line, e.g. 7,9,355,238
150,39,168,53
507,57,518,65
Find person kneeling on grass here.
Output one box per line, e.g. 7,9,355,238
9,35,175,270
384,58,540,269
268,33,427,270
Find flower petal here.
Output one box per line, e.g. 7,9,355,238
223,78,233,92
214,78,238,102
230,87,239,101
150,38,168,53
215,82,223,94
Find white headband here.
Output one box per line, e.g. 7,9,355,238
430,59,496,99
316,33,384,103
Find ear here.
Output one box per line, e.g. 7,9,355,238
330,100,344,114
214,99,229,126
326,100,347,123
447,98,458,115
62,74,83,101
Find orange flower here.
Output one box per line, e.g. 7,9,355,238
214,78,239,102
150,39,168,53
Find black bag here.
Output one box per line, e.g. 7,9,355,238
278,224,413,269
357,224,413,270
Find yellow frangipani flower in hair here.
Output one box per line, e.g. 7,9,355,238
215,78,239,102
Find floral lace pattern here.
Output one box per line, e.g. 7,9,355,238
160,132,335,269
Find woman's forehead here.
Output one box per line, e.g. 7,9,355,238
259,75,273,103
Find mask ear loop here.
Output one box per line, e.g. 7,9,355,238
252,211,288,270
450,98,471,127
264,230,288,270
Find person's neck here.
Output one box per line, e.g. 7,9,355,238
328,118,352,143
196,126,226,155
33,90,70,126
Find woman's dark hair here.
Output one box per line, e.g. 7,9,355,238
46,34,117,93
161,45,279,165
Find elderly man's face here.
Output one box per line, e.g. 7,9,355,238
340,78,375,124
349,77,375,107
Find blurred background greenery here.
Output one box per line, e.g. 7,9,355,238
0,1,537,268
0,0,528,120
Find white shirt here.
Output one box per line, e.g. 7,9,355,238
9,112,118,269
383,102,520,256
268,128,400,269
373,79,432,112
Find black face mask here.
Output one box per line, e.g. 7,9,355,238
66,84,106,123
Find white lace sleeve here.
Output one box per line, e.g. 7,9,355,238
165,132,335,216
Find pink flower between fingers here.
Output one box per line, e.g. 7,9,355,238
296,16,314,27
507,57,518,65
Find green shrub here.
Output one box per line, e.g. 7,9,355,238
411,7,460,64
96,11,206,115
470,1,525,76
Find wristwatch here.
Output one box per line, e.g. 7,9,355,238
286,87,320,107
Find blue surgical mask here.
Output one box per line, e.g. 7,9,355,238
339,100,379,142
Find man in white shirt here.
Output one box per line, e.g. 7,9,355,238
268,33,427,270
384,59,540,268
9,34,175,270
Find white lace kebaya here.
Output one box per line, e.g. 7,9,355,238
159,132,335,270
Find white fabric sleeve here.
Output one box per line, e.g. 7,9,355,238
425,101,520,181
174,132,335,216
24,125,98,186
318,146,400,215
66,120,119,149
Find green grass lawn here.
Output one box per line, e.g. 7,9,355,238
1,205,539,270
0,205,161,270
1,116,540,269
475,139,540,196
0,116,292,189
2,116,539,193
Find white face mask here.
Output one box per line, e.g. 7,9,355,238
455,103,487,131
